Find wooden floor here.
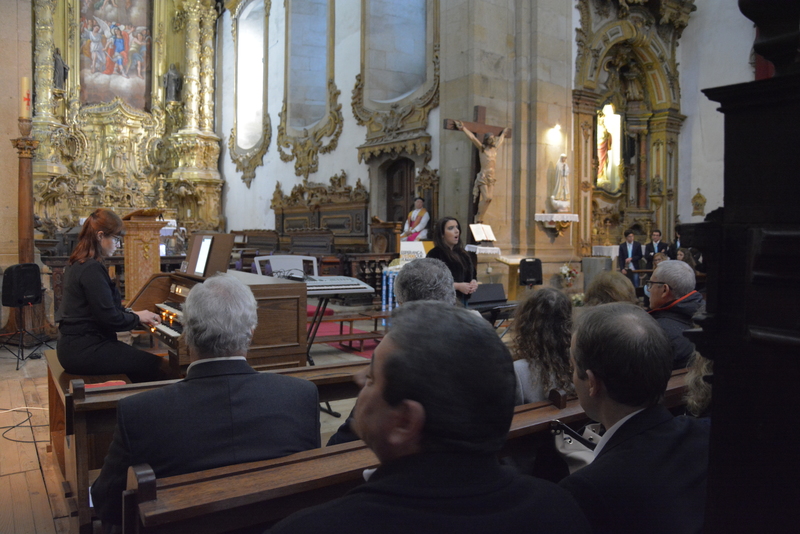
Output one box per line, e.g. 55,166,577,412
0,346,69,534
0,326,366,534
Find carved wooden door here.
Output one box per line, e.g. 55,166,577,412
386,158,415,224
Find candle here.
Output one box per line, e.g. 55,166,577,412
20,77,31,119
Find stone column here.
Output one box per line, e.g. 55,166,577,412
122,214,167,302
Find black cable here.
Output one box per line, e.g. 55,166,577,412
0,407,50,444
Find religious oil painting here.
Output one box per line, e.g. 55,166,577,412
80,0,152,110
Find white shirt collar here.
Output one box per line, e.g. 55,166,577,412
187,355,247,372
593,408,645,457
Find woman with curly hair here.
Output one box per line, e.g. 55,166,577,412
512,287,574,405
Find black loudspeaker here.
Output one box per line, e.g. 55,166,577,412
519,258,543,286
2,263,42,307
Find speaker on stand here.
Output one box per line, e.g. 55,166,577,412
1,263,53,369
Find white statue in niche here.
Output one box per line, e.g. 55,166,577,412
551,154,571,213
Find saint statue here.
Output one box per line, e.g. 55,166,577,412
550,154,571,213
163,64,183,103
455,120,511,223
399,197,430,241
597,115,612,187
53,48,69,91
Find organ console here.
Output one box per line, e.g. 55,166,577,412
127,270,308,374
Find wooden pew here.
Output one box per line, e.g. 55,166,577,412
51,358,368,534
122,369,689,533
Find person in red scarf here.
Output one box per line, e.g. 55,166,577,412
399,197,430,241
646,260,704,369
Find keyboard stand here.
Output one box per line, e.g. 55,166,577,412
306,296,341,418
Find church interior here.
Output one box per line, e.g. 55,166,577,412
1,0,799,532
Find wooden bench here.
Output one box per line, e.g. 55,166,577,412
122,369,688,533
48,356,368,534
45,350,131,479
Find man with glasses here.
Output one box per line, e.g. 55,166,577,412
646,260,704,369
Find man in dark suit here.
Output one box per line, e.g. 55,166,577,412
617,229,643,287
644,228,670,269
271,301,591,534
91,273,320,530
560,302,710,534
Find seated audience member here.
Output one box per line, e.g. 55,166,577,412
642,252,669,307
646,260,705,369
677,247,697,271
584,270,638,307
394,257,456,306
91,274,320,530
271,301,591,534
512,287,574,405
327,257,456,446
560,302,710,534
685,352,713,418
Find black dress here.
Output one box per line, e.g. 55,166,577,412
426,246,477,305
56,258,161,382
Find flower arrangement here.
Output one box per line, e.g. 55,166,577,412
571,293,585,307
560,262,579,288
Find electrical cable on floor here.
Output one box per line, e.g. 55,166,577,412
0,406,50,444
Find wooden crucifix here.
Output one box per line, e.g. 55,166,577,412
444,106,512,223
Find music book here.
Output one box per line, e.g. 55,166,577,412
469,224,496,242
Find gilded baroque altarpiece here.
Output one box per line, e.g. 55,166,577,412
572,0,695,255
32,0,224,238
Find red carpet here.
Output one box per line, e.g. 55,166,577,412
310,322,379,359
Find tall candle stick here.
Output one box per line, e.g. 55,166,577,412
20,77,31,119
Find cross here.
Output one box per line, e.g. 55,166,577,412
23,91,31,110
443,106,512,141
443,106,512,226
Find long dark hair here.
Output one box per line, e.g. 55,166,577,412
432,216,472,278
69,208,124,265
512,287,574,394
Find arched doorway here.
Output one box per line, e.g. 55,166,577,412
385,157,416,225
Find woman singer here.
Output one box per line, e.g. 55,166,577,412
426,216,477,305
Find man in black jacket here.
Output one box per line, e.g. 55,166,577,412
647,260,704,369
644,229,671,269
91,274,320,530
560,302,709,534
271,301,590,534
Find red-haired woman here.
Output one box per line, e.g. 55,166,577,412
56,209,163,382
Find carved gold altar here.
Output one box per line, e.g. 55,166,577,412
31,0,223,240
573,0,695,251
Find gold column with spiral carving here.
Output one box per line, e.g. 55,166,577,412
169,0,224,232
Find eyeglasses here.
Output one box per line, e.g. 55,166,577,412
645,280,667,289
108,235,122,246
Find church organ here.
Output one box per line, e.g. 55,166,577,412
127,270,307,373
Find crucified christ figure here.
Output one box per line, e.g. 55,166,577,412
455,120,511,223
